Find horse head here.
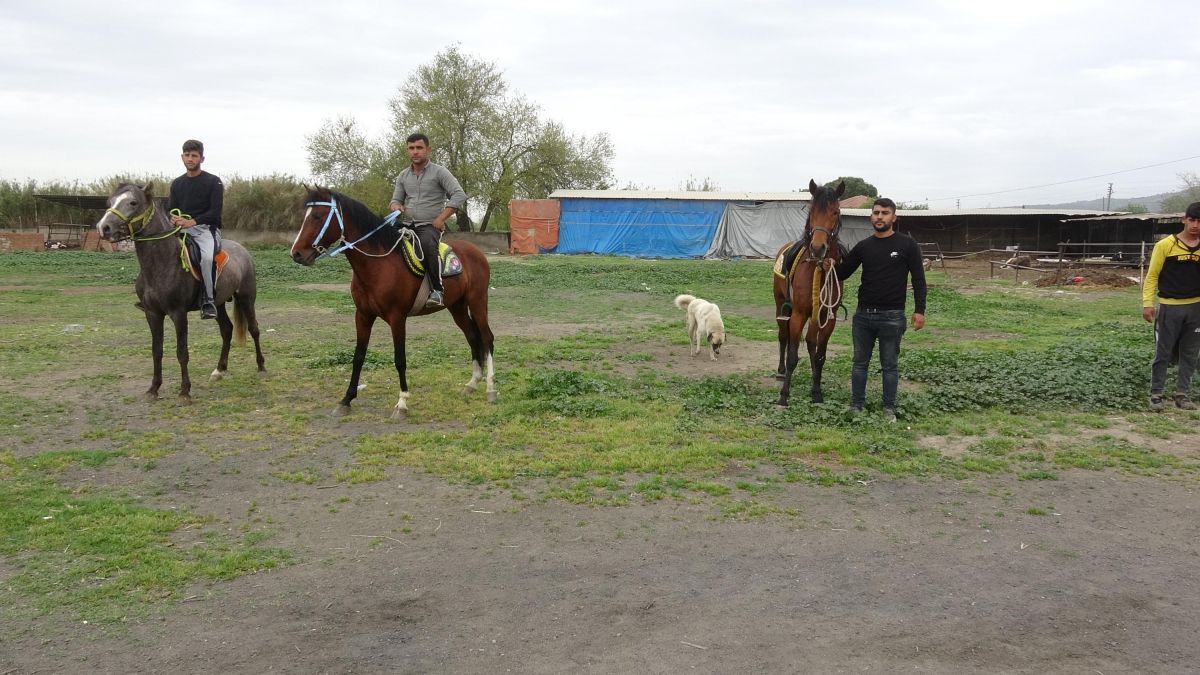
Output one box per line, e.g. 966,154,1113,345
804,179,845,261
292,185,344,266
96,182,157,241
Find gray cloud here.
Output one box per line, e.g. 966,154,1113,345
1,0,1197,207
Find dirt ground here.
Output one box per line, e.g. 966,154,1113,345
4,260,1200,674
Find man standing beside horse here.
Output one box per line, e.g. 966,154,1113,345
1142,201,1200,411
389,133,467,310
168,139,223,319
834,198,927,421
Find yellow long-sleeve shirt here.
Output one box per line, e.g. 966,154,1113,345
1142,235,1200,307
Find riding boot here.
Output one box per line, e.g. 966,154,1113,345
201,297,217,319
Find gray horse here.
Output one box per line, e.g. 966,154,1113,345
95,183,265,402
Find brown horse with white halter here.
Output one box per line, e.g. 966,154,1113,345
290,187,496,419
773,179,845,406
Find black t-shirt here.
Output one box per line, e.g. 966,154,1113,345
836,232,927,314
168,171,224,228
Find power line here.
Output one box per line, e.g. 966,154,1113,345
925,153,1200,202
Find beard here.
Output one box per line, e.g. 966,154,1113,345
872,222,892,233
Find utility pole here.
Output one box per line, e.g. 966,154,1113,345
956,198,960,210
1106,182,1114,211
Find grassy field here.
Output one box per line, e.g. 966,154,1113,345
2,247,1197,624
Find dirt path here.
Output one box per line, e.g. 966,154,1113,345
7,460,1198,674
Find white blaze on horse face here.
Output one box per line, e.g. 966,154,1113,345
291,206,313,254
99,192,132,232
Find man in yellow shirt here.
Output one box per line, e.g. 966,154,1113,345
1142,202,1200,411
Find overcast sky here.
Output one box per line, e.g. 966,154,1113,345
1,0,1197,208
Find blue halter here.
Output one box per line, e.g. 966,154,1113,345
303,197,400,260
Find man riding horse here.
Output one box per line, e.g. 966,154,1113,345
388,133,467,310
168,139,223,319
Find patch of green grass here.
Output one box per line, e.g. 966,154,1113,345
0,452,289,623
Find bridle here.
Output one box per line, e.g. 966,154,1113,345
104,199,180,242
803,207,842,263
302,195,403,260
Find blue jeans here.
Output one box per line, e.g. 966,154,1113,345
851,309,907,409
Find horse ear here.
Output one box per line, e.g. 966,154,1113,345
141,182,154,198
835,181,846,198
808,179,819,193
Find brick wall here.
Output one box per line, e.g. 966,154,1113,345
0,231,45,252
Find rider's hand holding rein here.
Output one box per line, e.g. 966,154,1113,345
171,215,198,228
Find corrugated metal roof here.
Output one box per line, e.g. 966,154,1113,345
841,207,1116,217
549,189,811,201
1061,212,1183,222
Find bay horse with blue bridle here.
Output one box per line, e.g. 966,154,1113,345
290,186,496,419
95,183,265,403
773,179,846,406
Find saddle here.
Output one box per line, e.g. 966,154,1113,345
398,238,464,279
181,230,228,283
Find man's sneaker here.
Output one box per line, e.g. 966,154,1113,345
1174,394,1197,410
201,301,217,320
883,407,897,423
424,290,444,309
1148,394,1165,412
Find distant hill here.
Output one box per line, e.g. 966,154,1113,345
1017,191,1177,212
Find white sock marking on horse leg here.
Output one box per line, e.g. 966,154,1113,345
393,390,410,413
210,368,226,381
464,360,482,390
485,353,496,394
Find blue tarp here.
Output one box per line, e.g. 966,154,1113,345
554,198,726,258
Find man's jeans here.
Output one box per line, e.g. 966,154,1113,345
851,309,907,409
1151,302,1200,395
412,223,443,292
189,223,216,301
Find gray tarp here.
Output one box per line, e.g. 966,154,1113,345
704,202,873,259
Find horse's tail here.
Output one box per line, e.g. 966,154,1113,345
233,298,248,346
674,294,696,310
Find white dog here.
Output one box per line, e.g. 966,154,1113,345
674,294,726,360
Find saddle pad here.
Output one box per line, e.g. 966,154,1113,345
400,240,464,278
181,236,229,282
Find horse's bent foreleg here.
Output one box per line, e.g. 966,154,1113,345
145,311,165,401
336,311,376,416
389,319,409,420
212,303,233,381
170,312,191,404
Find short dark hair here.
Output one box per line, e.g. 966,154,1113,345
873,197,897,211
1186,202,1200,219
406,133,430,146
182,139,204,155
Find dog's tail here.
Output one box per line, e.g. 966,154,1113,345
674,294,696,310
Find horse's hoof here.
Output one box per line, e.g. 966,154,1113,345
256,368,268,378
462,384,477,395
144,391,161,403
210,370,226,382
775,402,789,410
390,407,408,421
177,394,192,406
486,391,497,403
332,404,351,417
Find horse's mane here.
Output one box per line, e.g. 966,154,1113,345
308,187,401,252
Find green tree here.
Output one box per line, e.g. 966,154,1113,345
1161,172,1200,213
1122,202,1149,214
307,45,614,232
896,201,930,210
823,176,877,198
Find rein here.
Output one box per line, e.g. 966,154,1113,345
105,203,181,242
304,197,403,260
